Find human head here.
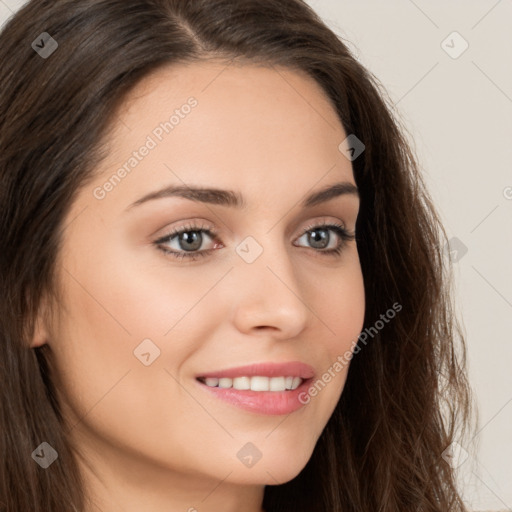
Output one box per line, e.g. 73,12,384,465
0,1,474,511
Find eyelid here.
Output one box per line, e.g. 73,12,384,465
154,216,351,239
153,220,217,243
298,216,347,234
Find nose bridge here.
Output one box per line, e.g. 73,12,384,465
229,231,310,336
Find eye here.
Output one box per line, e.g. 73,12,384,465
153,220,356,261
153,221,219,261
294,221,356,257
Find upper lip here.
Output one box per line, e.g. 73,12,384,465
197,361,315,380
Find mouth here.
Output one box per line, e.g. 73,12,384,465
194,361,315,415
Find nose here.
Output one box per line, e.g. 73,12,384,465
228,236,310,340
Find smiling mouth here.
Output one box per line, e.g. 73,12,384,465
196,375,304,392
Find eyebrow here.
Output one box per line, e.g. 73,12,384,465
125,181,359,211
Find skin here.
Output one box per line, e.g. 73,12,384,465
32,60,365,512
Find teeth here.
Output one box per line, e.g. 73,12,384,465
252,376,271,391
218,378,232,389
290,376,302,390
233,376,251,390
201,376,304,391
269,376,285,391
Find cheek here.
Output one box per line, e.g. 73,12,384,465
55,213,226,355
299,253,365,411
313,251,366,355
49,245,223,472
49,221,236,421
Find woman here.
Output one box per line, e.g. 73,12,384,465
0,0,476,511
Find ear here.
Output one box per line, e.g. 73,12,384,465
30,296,50,348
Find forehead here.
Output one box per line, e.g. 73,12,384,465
106,60,346,159
86,60,354,213
116,59,340,125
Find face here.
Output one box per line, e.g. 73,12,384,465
34,61,365,492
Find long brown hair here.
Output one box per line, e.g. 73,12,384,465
0,1,477,510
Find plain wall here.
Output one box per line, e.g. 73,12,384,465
1,1,511,510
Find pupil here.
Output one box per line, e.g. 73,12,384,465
180,231,202,251
309,229,328,249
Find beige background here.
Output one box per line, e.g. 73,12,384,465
302,2,512,511
1,0,511,510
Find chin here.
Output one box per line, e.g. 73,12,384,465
234,461,309,486
221,443,315,486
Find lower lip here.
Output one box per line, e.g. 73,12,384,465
196,378,313,415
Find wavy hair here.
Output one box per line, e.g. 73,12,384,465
0,0,476,510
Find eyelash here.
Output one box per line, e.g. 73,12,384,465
153,221,356,262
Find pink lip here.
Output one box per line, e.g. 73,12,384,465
195,361,315,416
196,361,315,379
